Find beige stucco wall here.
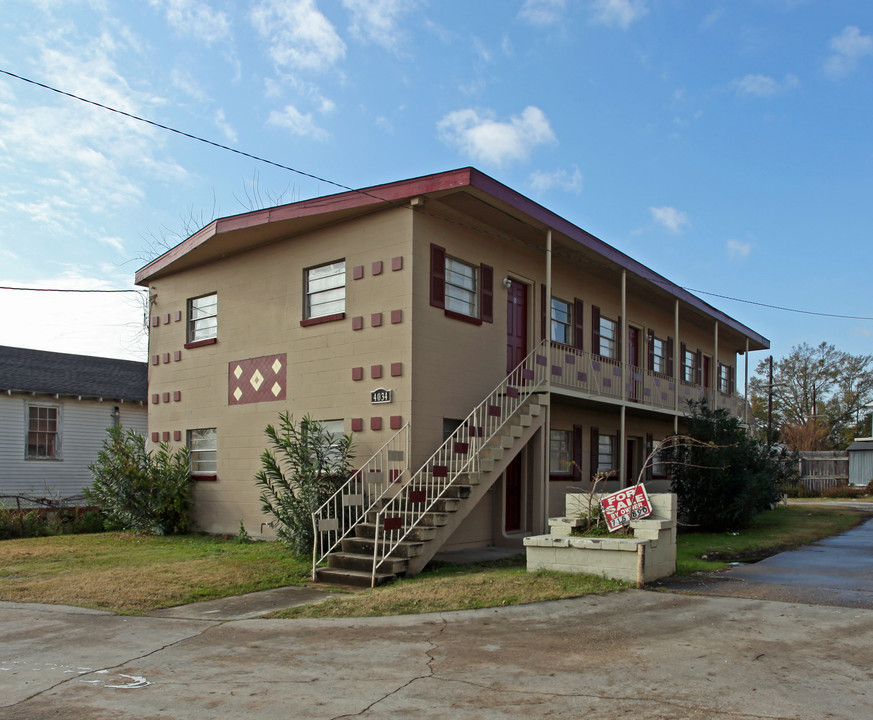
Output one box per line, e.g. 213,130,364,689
146,207,414,535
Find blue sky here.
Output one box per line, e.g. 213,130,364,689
1,0,871,373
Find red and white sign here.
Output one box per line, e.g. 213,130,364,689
600,485,653,532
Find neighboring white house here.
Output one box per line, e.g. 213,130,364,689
0,345,148,502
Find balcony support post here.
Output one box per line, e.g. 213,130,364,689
543,228,552,526
744,338,750,426
620,270,627,488
673,299,679,433
713,320,719,406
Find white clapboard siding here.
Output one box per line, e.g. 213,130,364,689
0,394,147,501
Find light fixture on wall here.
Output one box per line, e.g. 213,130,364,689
502,277,512,289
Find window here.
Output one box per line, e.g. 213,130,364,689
188,428,217,476
26,405,60,459
599,316,617,359
652,337,667,374
551,298,572,345
597,434,617,474
682,349,697,383
550,429,572,473
429,244,493,324
445,256,478,318
718,363,733,394
651,447,668,478
305,260,346,320
187,293,217,344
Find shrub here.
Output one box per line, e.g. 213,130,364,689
85,426,193,534
821,484,867,499
256,414,354,555
661,401,791,532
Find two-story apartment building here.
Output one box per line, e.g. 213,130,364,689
136,167,768,583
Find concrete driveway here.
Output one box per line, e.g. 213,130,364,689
658,508,873,609
3,589,873,719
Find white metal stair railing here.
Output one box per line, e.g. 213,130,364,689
371,341,549,586
311,424,410,580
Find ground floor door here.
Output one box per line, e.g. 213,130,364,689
504,455,523,532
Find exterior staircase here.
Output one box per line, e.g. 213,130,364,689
313,344,550,587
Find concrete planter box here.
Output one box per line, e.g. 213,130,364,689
524,492,677,585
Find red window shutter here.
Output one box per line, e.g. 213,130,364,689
680,341,687,378
696,349,703,386
730,365,735,394
667,336,674,378
430,244,446,309
617,315,622,361
647,329,655,372
573,424,583,480
541,284,547,341
574,298,584,350
480,263,493,323
591,306,601,356
590,426,599,480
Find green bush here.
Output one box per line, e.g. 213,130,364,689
821,484,867,499
661,401,792,532
85,425,193,534
256,414,354,555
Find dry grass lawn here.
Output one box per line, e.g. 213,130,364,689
0,533,310,614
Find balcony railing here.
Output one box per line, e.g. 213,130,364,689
544,343,744,418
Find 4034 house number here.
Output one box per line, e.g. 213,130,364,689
370,388,392,404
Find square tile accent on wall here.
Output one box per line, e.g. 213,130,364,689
152,432,159,442
351,418,364,432
174,310,182,322
162,392,170,403
353,265,364,280
152,355,159,365
162,353,171,364
371,313,382,327
173,430,182,441
352,316,363,331
152,394,160,404
390,415,402,430
174,351,182,362
392,256,403,271
390,362,402,377
371,365,383,379
163,313,171,325
352,367,364,381
370,417,382,431
152,316,160,327
162,431,170,441
390,310,402,324
372,261,383,275
173,391,181,402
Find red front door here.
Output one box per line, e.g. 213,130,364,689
504,455,522,532
506,280,528,374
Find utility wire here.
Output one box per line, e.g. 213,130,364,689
3,68,870,322
0,286,144,294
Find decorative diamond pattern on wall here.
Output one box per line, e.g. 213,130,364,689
228,353,287,406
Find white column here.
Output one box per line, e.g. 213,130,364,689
620,270,627,487
673,298,679,433
713,320,719,407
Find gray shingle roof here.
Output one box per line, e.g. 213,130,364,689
0,346,147,402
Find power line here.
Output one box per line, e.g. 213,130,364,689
3,68,869,323
0,286,145,294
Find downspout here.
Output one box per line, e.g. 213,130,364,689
620,270,627,488
673,299,679,434
713,320,719,407
543,228,552,529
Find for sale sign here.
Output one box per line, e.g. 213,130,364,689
600,485,653,532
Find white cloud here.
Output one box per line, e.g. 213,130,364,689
529,167,584,194
99,236,126,252
824,26,873,80
437,106,556,166
267,105,328,140
0,272,148,361
726,239,752,259
735,73,799,97
171,68,210,103
150,0,231,45
589,0,649,30
649,206,690,233
518,0,566,26
342,0,415,52
251,0,346,72
214,109,238,143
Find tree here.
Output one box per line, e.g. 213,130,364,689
86,426,193,534
660,401,791,531
256,414,354,555
749,342,873,450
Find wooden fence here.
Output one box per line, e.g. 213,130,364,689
797,451,849,492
